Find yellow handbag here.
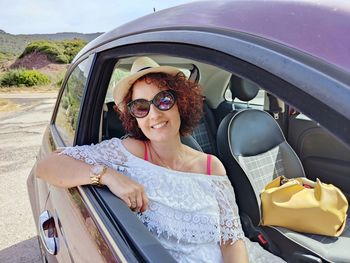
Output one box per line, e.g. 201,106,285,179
260,176,348,236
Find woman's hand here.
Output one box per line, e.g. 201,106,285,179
36,152,149,212
101,169,149,212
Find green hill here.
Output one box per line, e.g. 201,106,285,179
0,29,102,55
19,39,87,64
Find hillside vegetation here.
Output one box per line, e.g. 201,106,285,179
0,29,101,55
1,69,50,87
0,52,16,63
0,29,102,90
20,39,87,63
0,37,92,89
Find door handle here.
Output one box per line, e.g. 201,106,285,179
39,210,58,255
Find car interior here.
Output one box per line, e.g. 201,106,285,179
98,55,350,263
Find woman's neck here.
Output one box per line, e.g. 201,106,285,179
148,137,186,170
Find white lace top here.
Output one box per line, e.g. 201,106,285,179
60,138,285,263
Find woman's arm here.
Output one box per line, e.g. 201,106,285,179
221,240,249,263
36,152,148,212
36,152,93,187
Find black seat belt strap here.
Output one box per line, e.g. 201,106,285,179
240,213,281,256
267,93,281,120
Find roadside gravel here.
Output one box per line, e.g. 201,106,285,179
0,92,57,263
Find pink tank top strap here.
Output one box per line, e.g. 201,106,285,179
207,154,212,175
143,141,149,161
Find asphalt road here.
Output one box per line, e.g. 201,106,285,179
0,92,57,263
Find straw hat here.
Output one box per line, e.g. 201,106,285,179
113,57,181,111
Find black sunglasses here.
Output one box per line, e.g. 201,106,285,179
127,90,177,118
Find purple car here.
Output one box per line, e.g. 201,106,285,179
27,0,350,262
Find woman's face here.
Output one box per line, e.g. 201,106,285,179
131,79,181,142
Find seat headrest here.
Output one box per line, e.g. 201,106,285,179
230,75,259,101
221,109,285,156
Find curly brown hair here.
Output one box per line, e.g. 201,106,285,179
116,72,203,140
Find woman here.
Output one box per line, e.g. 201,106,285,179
37,57,284,263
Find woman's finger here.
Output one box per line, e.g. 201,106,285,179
134,189,143,212
123,195,132,207
140,191,149,212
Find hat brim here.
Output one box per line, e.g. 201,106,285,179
113,65,181,111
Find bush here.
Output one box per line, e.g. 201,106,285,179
20,41,68,63
0,69,51,87
60,39,86,62
20,39,86,64
56,76,64,87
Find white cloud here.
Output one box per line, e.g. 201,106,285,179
0,0,197,34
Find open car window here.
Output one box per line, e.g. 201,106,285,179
224,81,265,109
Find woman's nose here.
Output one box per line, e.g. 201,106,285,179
148,104,162,119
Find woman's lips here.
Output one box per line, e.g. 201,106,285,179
151,121,168,129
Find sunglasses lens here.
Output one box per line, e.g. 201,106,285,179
130,99,149,118
128,90,176,118
154,91,175,110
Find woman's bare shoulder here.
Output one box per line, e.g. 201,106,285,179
121,137,145,159
209,154,227,176
186,147,226,176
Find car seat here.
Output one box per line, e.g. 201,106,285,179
192,101,218,155
217,109,350,262
192,75,260,155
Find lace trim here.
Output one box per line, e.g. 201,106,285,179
59,139,130,172
212,178,245,244
135,175,245,245
137,202,243,244
138,205,220,244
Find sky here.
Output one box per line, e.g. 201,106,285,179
0,0,197,35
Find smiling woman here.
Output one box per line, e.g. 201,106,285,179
117,63,203,140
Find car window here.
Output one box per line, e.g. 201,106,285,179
225,87,265,107
55,56,93,146
224,81,266,109
105,68,129,103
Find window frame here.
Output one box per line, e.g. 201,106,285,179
51,55,95,146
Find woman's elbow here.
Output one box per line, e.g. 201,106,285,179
35,152,57,180
35,158,47,180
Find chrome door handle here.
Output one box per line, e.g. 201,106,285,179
39,210,58,255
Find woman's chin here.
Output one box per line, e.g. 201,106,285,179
148,134,170,143
146,130,178,143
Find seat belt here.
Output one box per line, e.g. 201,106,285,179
101,103,108,141
266,93,289,135
267,93,281,120
240,213,281,256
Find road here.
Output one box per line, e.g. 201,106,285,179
0,92,57,263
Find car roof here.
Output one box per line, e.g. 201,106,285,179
79,0,350,73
